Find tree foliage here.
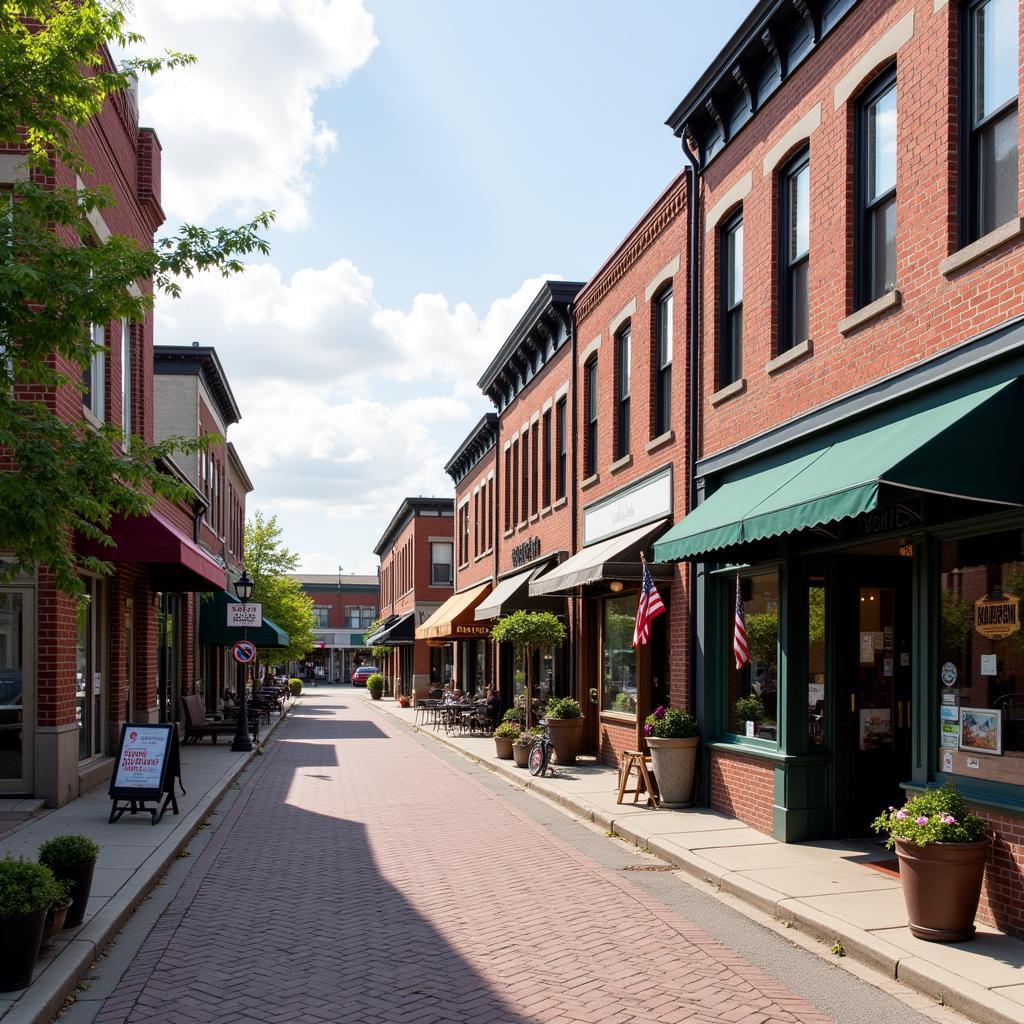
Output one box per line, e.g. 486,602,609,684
0,0,273,595
490,610,566,650
243,511,315,665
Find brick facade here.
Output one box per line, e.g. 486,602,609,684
708,750,775,837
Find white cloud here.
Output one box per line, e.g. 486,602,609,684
132,1,378,228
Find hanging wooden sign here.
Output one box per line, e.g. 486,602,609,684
975,593,1021,640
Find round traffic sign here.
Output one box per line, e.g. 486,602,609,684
232,640,256,665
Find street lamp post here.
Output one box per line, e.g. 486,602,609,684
231,570,254,752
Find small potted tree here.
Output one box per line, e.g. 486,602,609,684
288,677,302,696
0,857,64,990
491,611,567,730
38,834,100,929
493,721,520,759
644,706,699,808
366,673,385,701
873,783,990,942
544,696,583,765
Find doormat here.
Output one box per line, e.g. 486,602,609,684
864,858,899,878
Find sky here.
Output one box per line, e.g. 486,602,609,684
131,0,751,575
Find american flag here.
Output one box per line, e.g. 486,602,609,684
733,575,750,669
632,559,666,647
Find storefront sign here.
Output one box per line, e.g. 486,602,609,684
974,594,1020,639
510,536,541,568
583,466,672,546
227,602,263,628
861,502,923,536
452,624,491,637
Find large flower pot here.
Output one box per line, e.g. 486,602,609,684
494,736,514,760
54,860,96,929
512,742,531,768
894,837,991,942
647,736,699,808
369,690,382,701
546,718,582,764
0,909,46,990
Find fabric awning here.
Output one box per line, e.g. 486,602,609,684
529,520,671,597
79,508,227,592
365,611,415,646
655,379,1024,563
199,590,290,648
475,565,564,620
415,582,492,640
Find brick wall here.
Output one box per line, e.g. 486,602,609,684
973,807,1024,938
454,449,498,591
708,749,775,836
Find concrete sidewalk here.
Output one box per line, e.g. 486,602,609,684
370,696,1024,1024
0,703,294,1024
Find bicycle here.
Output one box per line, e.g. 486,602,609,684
528,719,554,777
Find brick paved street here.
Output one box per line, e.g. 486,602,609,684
92,692,841,1024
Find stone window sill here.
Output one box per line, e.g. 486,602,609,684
766,339,813,375
838,289,901,335
600,711,637,726
581,473,600,491
710,378,746,407
645,430,675,454
608,454,633,475
552,496,568,510
528,513,539,524
540,505,552,517
939,218,1024,277
503,529,514,540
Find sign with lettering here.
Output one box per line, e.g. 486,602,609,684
583,466,672,546
227,602,262,628
861,502,924,536
975,593,1021,640
453,624,492,637
511,536,541,568
108,723,182,825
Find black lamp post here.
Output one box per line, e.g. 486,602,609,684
231,570,254,752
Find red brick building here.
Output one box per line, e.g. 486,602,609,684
369,498,454,698
651,0,1024,937
0,64,227,806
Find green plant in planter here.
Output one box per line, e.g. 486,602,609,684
502,707,524,725
643,706,698,739
611,692,636,714
873,783,987,849
733,694,765,725
491,610,566,649
370,643,392,662
38,835,100,869
288,678,302,696
545,696,581,719
0,858,64,918
366,673,384,693
493,722,522,741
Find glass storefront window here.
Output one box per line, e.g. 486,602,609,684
156,593,180,723
602,594,637,717
808,580,826,746
512,647,527,702
728,572,779,740
77,577,105,759
0,592,25,780
939,530,1024,785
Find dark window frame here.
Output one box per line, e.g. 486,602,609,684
779,148,810,353
541,408,552,509
584,358,598,478
520,428,529,524
531,419,539,516
555,397,567,500
652,287,672,438
615,322,631,460
719,209,744,387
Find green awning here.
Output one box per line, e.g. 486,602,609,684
198,590,290,648
655,380,1024,563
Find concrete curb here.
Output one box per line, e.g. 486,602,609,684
3,707,294,1024
369,698,1024,1024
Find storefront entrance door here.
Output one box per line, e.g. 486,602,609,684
0,589,34,794
840,562,913,835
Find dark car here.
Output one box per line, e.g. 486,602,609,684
351,666,378,687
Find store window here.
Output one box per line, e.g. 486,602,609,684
77,576,106,759
727,572,779,740
939,529,1024,785
156,592,181,724
313,605,329,628
602,593,638,717
807,579,827,747
431,542,453,586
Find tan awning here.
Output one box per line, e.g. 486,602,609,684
529,520,671,597
415,582,492,640
475,563,564,620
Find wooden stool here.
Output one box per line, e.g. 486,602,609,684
616,750,658,807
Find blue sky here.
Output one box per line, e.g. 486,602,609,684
134,0,750,574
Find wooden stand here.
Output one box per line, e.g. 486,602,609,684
616,750,658,808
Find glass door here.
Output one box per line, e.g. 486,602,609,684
0,589,34,794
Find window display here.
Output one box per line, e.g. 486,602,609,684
728,572,779,740
602,594,637,717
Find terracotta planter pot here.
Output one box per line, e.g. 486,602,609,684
494,736,514,760
647,736,699,808
512,742,531,768
894,837,991,942
0,908,46,990
51,860,95,929
546,718,582,764
40,897,72,953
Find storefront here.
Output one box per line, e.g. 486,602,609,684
364,611,415,693
415,583,491,694
655,371,1024,845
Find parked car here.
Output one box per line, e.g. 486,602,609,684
351,666,378,687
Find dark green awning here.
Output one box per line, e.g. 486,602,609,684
655,380,1024,563
199,590,290,648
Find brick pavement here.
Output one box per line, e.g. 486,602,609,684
93,693,835,1024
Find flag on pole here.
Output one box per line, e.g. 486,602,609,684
633,558,666,647
733,574,750,669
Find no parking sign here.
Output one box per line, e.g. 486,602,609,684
232,640,257,664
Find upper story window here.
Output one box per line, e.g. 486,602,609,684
503,446,512,533
431,541,453,587
615,324,631,460
653,288,672,438
780,149,810,351
457,502,469,567
312,606,329,628
520,426,530,522
584,358,598,478
719,211,743,387
530,420,539,516
511,437,520,528
345,605,376,628
857,69,897,306
966,0,1019,240
541,408,552,508
120,318,132,442
83,321,105,420
555,397,567,500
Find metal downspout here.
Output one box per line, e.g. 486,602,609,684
568,301,579,711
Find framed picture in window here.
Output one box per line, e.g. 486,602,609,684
959,707,1002,756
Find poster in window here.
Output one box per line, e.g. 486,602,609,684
959,707,1002,755
859,707,892,750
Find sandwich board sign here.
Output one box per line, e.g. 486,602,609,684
108,723,184,825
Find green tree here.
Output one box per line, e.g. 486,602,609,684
243,511,315,668
0,1,273,596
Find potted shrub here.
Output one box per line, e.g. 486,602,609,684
491,611,567,730
40,882,73,953
38,834,100,929
644,706,699,808
366,673,385,701
288,678,302,696
502,706,525,727
544,696,583,765
873,783,989,942
0,857,64,990
733,694,764,737
493,721,520,759
511,727,540,768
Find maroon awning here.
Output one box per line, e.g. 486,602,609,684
80,509,226,592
